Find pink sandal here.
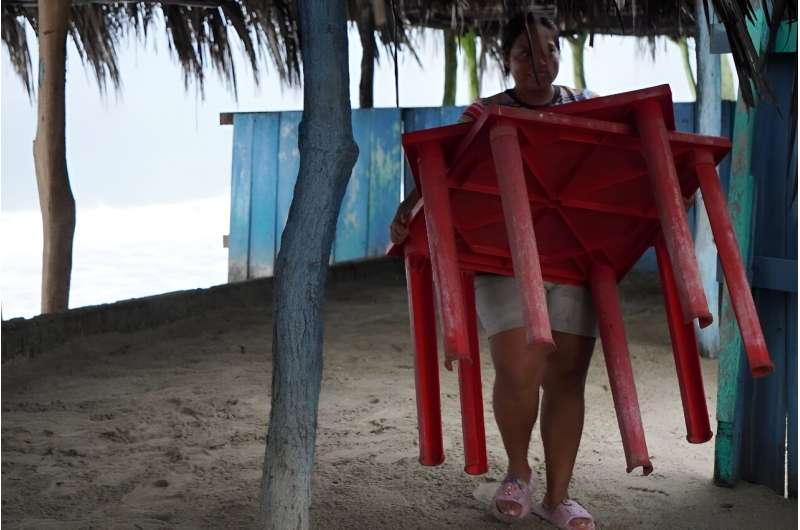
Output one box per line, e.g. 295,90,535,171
531,499,596,529
491,474,536,523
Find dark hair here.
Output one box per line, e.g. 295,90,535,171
501,12,561,63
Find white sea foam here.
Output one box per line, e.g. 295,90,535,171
1,196,230,319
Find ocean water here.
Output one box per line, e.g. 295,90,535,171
1,196,230,320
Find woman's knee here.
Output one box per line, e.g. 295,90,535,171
542,333,595,393
490,327,548,391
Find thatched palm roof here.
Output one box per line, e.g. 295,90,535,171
2,1,796,106
2,1,300,97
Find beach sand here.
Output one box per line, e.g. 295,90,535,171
2,271,795,529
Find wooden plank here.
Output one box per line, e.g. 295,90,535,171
774,20,797,53
275,111,302,256
442,105,467,125
220,112,234,125
752,257,798,292
247,115,280,278
334,111,371,263
367,108,402,257
740,289,788,494
674,102,695,133
227,114,255,282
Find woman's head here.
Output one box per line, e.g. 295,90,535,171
501,13,560,91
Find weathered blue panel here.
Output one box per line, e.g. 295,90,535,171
248,115,280,278
401,106,466,194
738,52,797,495
276,112,302,255
674,102,695,132
367,109,402,257
228,114,255,282
227,102,738,279
334,111,372,262
442,105,467,125
740,289,789,494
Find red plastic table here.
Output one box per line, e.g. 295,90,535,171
388,85,773,476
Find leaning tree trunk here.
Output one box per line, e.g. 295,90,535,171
676,36,697,99
442,29,457,106
356,0,375,108
34,0,75,314
259,1,358,529
566,32,587,90
459,30,480,101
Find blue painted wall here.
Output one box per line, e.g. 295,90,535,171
227,102,734,281
736,51,798,497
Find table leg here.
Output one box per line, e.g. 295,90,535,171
417,143,470,367
489,122,555,354
692,149,772,377
405,255,445,466
635,100,712,327
655,238,714,443
458,271,488,474
590,261,653,474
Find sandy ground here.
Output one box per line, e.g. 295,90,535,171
2,271,796,529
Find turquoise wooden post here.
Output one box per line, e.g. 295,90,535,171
694,0,722,358
714,8,769,487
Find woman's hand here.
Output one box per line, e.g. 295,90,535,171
390,206,412,244
389,189,420,245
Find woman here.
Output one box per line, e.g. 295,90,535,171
390,13,598,530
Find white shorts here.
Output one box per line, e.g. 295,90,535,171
474,274,597,338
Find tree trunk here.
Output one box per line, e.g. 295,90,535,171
34,0,75,314
356,1,375,108
566,32,588,90
442,29,457,106
259,1,358,529
677,36,697,99
459,30,480,101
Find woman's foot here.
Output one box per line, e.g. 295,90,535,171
491,471,535,523
532,497,595,530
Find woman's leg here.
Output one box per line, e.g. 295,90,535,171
490,326,550,515
540,330,596,527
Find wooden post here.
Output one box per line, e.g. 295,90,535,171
34,0,75,314
714,6,769,489
458,30,480,101
442,29,457,106
260,1,359,527
694,0,722,358
356,0,375,108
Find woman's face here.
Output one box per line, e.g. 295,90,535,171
506,26,560,91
